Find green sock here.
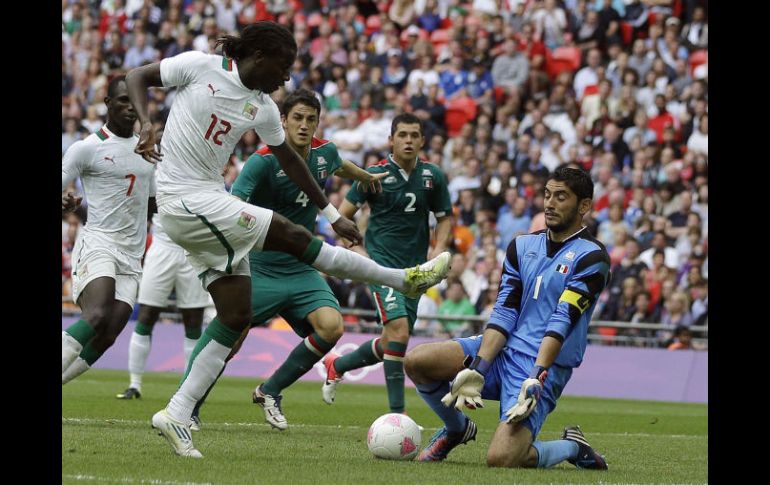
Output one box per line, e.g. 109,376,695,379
65,319,96,346
263,333,335,396
334,338,383,374
134,322,153,336
180,318,240,384
184,325,202,340
80,342,104,366
298,237,323,264
383,341,408,413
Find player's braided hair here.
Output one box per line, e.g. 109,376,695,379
216,21,297,62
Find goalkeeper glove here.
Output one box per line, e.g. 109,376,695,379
440,356,490,411
505,365,548,424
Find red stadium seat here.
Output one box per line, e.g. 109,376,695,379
689,49,707,76
545,47,581,80
430,29,451,50
620,21,633,46
365,15,381,36
444,108,470,137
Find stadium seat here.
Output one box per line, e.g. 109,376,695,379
430,29,451,50
444,108,470,137
620,21,633,46
365,15,381,36
689,49,707,76
545,46,582,80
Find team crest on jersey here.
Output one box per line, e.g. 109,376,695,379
565,251,576,261
276,169,286,177
383,176,397,184
317,157,327,166
422,169,432,176
318,169,327,179
243,102,259,120
238,211,257,229
555,264,569,274
423,179,433,188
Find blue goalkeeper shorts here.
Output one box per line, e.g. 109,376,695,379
455,335,573,439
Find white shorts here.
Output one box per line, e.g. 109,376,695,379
70,234,142,309
158,190,272,287
137,239,211,308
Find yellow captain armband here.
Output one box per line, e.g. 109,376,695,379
559,288,591,313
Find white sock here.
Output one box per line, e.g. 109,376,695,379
62,357,90,385
183,337,198,365
62,331,82,374
312,242,405,290
128,332,152,391
166,339,230,423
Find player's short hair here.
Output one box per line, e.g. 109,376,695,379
281,88,321,117
217,21,296,62
548,166,594,201
390,113,424,136
107,75,126,99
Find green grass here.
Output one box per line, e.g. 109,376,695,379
62,369,707,485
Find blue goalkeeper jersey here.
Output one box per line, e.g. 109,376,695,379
487,227,610,369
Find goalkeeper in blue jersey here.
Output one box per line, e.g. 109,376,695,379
405,167,610,470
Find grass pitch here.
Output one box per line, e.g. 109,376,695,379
62,369,707,484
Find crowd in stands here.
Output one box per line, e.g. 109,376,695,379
62,0,708,349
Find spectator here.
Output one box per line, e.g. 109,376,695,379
437,279,477,337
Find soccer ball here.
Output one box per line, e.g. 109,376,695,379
366,413,422,460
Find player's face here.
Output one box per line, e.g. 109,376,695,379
543,180,583,233
247,51,293,92
106,81,137,129
283,103,319,149
389,122,424,161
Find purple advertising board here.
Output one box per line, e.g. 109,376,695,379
63,318,707,403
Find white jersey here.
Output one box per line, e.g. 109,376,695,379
61,125,156,259
156,51,285,201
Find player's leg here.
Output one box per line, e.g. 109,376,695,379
180,308,204,364
63,276,115,374
116,305,162,399
261,212,450,297
406,338,479,461
63,298,133,385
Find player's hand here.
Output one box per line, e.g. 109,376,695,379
505,366,548,424
359,171,389,194
331,216,363,246
135,122,163,164
441,368,485,411
62,192,82,213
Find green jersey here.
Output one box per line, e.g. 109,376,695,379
231,137,343,276
346,155,451,268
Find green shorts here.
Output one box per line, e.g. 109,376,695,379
369,284,419,332
250,270,340,338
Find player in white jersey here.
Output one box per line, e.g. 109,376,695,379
61,76,156,385
126,22,451,458
115,213,211,415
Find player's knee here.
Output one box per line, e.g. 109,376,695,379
82,306,110,328
317,319,343,343
403,346,428,383
487,444,528,468
217,309,251,329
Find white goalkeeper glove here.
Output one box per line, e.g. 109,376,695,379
505,365,548,424
441,356,490,411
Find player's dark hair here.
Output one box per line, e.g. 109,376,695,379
548,166,594,201
217,21,296,62
281,88,321,117
107,75,126,99
391,113,424,136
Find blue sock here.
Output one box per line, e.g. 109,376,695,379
415,381,467,434
532,440,579,468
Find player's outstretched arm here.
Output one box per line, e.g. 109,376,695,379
126,63,164,164
336,159,388,193
270,142,362,245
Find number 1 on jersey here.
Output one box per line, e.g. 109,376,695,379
533,275,543,300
